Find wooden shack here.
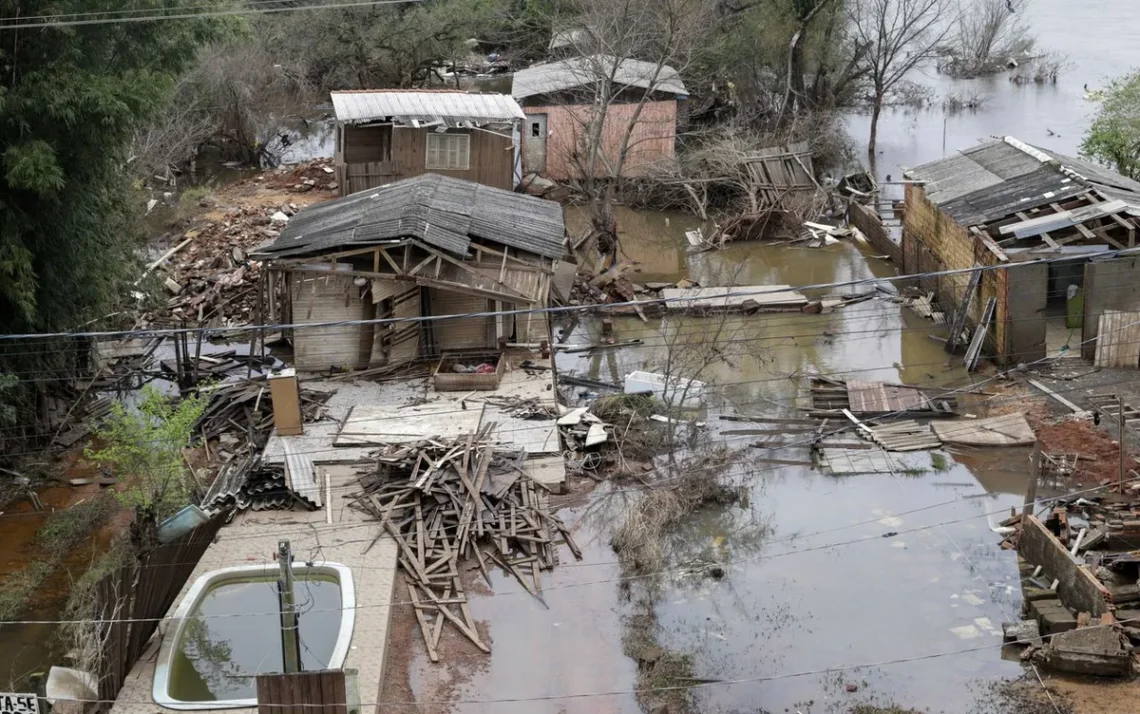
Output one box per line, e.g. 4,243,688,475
331,90,525,196
511,55,688,180
255,174,567,372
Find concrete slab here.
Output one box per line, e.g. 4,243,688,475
110,465,398,714
1039,626,1132,676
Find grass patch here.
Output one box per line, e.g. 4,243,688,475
173,186,214,223
612,449,739,575
622,608,697,714
930,452,951,472
0,560,54,621
37,493,117,559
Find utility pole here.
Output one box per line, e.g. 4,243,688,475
278,540,302,674
1119,395,1127,492
1023,441,1040,518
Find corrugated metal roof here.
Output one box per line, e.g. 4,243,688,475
512,55,688,100
331,90,525,126
259,174,565,260
905,137,1140,226
1038,147,1140,205
960,141,1044,180
936,167,1085,225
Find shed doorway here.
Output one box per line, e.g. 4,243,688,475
524,114,547,173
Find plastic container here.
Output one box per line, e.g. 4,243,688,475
157,505,209,544
623,370,705,409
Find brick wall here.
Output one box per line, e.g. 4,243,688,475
903,184,1012,360
848,202,900,263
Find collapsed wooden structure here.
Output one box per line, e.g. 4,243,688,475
808,377,960,418
347,429,580,660
255,174,567,372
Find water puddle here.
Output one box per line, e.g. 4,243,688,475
169,575,342,702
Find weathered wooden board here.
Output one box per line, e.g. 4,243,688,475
846,379,929,413
1095,310,1140,368
931,413,1035,446
335,403,484,445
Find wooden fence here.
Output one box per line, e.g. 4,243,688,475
92,516,227,705
256,670,348,714
336,161,403,197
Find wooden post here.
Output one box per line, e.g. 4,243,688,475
277,540,301,673
1119,394,1127,492
1023,441,1041,517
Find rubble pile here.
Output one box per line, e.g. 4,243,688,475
255,158,339,193
1002,497,1140,676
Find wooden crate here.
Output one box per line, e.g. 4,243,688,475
433,353,504,391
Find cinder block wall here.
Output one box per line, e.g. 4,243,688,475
903,184,1012,360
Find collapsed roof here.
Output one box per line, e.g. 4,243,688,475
257,174,566,260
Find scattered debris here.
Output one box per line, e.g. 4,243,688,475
809,377,959,418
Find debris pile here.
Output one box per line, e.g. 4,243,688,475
254,159,339,193
197,381,331,511
1002,499,1140,676
347,431,581,660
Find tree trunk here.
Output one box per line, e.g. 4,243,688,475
868,94,882,172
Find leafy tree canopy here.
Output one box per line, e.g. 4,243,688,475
1082,70,1140,181
0,1,232,334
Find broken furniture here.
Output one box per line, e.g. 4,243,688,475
268,368,303,436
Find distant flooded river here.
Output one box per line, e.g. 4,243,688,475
848,0,1140,198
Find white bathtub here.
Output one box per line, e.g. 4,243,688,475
152,563,355,710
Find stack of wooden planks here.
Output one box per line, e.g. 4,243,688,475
347,428,581,661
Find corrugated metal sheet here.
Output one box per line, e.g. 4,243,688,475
907,137,1140,226
331,90,524,125
960,140,1044,180
936,168,1086,226
260,174,565,260
512,55,688,100
283,441,322,509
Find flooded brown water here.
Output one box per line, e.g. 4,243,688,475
0,468,117,690
848,0,1140,192
427,204,1035,713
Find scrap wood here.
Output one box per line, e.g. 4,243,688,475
348,433,577,657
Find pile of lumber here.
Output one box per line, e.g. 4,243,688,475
347,429,581,661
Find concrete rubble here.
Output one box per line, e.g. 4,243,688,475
1002,496,1140,676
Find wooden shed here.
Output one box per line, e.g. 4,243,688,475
255,174,567,372
331,90,526,196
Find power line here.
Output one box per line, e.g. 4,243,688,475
34,616,1140,707
2,248,1137,342
0,0,426,30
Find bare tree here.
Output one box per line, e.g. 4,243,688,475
848,0,954,164
129,74,217,186
551,0,718,263
940,0,1034,78
188,42,312,166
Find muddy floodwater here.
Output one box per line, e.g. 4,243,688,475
848,0,1140,192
